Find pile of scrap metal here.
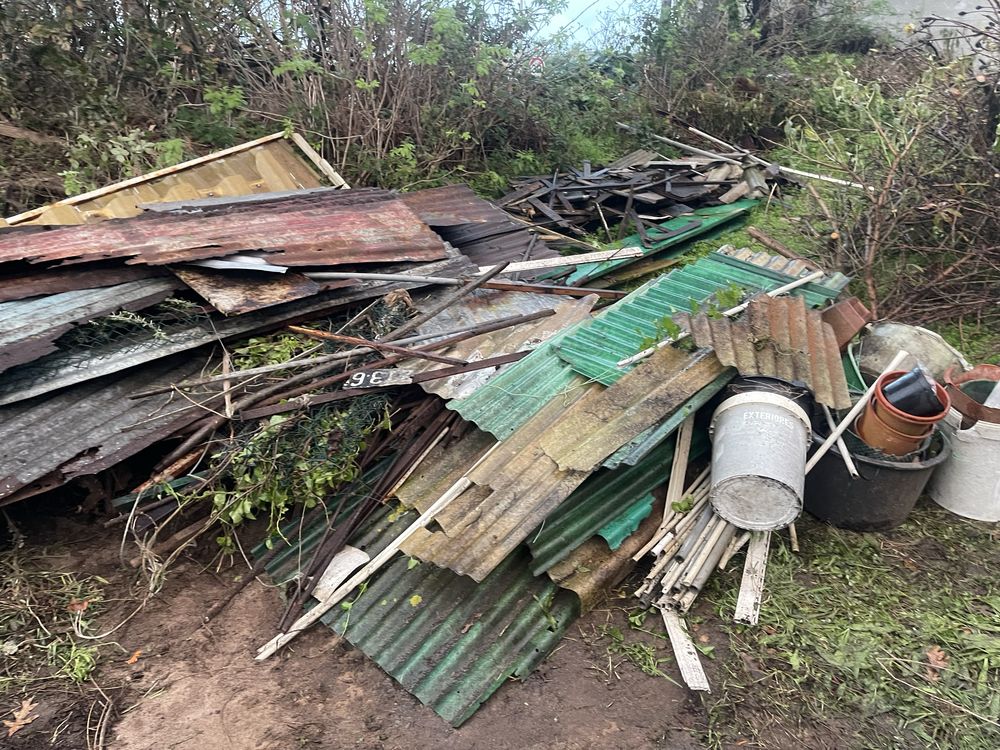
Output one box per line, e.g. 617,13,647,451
5,132,990,726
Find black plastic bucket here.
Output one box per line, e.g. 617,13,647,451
804,430,951,531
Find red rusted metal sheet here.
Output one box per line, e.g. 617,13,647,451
171,266,323,315
0,189,448,268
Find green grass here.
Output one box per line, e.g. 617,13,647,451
702,502,1000,749
928,321,1000,366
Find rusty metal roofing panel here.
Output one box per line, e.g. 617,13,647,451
403,292,596,400
401,184,560,273
0,266,161,304
0,357,214,503
171,266,322,315
399,184,498,226
0,278,178,373
261,505,579,728
0,254,475,406
685,294,851,409
0,189,448,268
4,133,340,226
539,346,726,472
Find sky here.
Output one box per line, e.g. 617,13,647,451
539,0,630,43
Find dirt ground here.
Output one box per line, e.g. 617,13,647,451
3,503,730,750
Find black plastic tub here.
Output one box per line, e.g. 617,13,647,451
804,430,951,531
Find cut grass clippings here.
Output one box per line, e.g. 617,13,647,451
703,501,1000,749
0,549,106,692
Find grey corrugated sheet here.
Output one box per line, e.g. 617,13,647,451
0,278,177,373
405,291,595,400
554,250,846,387
685,294,851,409
0,254,475,407
0,356,213,503
262,506,579,728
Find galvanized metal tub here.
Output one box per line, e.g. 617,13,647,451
709,391,811,531
929,409,1000,522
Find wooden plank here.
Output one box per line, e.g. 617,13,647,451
733,531,771,625
290,132,349,188
475,247,644,275
661,608,711,692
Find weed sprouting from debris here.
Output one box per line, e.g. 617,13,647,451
0,552,106,691
701,503,1000,749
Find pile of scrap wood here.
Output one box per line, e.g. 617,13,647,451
9,132,960,726
499,147,771,242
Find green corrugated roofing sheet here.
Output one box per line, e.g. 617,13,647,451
555,251,847,387
261,505,579,728
561,200,757,286
325,543,578,727
527,430,710,575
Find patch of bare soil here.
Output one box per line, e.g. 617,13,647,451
2,507,835,750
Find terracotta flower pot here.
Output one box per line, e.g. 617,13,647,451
873,371,950,436
855,404,930,456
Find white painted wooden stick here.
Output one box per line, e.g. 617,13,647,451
476,247,643,275
734,531,771,625
616,271,826,368
255,443,499,660
661,609,711,692
821,404,859,478
805,350,909,474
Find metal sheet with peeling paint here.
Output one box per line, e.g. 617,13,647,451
0,189,448,268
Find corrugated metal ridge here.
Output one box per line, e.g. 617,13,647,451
325,544,578,727
0,189,448,268
260,504,580,729
554,249,842,387
561,200,756,286
685,294,852,409
0,278,178,373
0,254,476,407
527,437,677,575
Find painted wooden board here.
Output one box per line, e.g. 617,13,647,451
734,531,771,625
661,608,711,692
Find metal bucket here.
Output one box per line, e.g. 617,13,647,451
928,409,1000,522
709,391,811,531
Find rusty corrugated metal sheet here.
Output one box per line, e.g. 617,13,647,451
0,254,476,407
684,294,851,409
4,133,341,226
0,266,161,304
0,278,178,373
402,184,560,273
539,346,726,472
0,189,448,268
402,291,596,400
0,357,216,504
171,266,322,315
